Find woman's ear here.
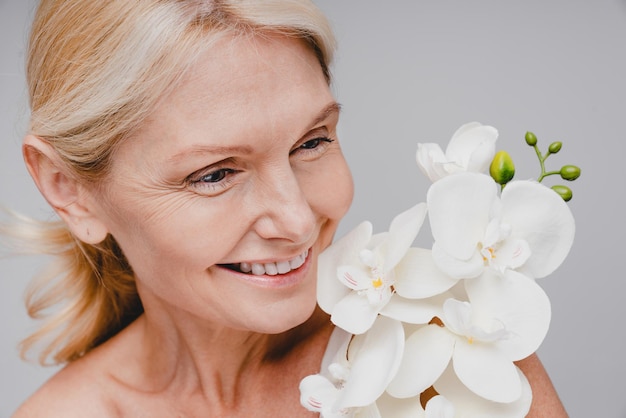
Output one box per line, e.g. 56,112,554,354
22,135,109,244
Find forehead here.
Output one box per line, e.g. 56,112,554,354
129,34,333,157
172,34,325,108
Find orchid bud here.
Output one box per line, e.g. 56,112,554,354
525,131,537,146
552,185,573,202
560,165,581,181
548,141,562,154
490,150,515,185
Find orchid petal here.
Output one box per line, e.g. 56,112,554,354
318,222,373,313
432,242,484,279
441,298,511,344
466,140,498,174
435,365,532,418
447,122,484,147
417,143,447,182
337,265,374,290
336,316,404,409
394,248,459,298
354,404,383,418
331,291,381,335
501,180,575,278
377,392,426,418
366,232,388,252
439,160,465,176
299,374,341,416
387,324,455,398
465,270,551,360
428,173,498,260
494,238,531,271
482,218,505,248
380,293,448,325
452,340,521,403
446,123,498,173
446,280,469,301
320,327,352,377
441,298,473,337
424,395,456,418
378,203,427,272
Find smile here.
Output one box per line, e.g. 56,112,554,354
221,249,309,276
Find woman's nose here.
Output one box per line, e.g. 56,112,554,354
252,167,317,244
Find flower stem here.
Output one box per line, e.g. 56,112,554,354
538,170,561,182
533,144,549,183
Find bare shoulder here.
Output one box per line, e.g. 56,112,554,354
515,354,569,417
10,320,146,418
12,356,120,418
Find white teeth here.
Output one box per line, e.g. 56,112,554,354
264,263,278,276
289,255,304,270
244,250,309,276
251,263,266,275
276,261,291,274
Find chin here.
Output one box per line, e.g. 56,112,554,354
257,292,320,335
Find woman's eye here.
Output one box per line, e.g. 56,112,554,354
186,168,239,195
197,168,231,183
197,168,232,183
301,138,323,149
291,137,334,156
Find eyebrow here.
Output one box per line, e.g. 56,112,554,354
308,101,342,130
167,101,341,163
168,144,254,163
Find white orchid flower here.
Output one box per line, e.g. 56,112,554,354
378,363,531,418
376,392,456,418
300,316,404,417
417,122,498,182
386,269,550,403
375,392,426,418
427,172,575,280
317,203,457,335
433,364,533,418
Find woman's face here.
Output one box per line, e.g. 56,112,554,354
91,35,353,333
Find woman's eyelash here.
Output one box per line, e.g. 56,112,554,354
193,168,235,183
290,137,335,156
187,168,237,191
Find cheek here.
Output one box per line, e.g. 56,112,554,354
100,192,246,278
302,154,354,223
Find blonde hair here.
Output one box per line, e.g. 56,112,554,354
13,0,336,365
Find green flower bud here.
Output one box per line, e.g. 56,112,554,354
551,185,573,202
560,165,581,181
490,150,516,185
548,141,562,154
525,131,537,146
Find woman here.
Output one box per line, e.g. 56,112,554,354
10,0,567,416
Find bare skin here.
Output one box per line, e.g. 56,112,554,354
515,355,569,417
15,34,568,418
14,316,567,417
15,308,335,418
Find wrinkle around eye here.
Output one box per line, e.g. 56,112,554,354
191,168,234,184
186,168,242,196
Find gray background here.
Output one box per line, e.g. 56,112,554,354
1,1,625,416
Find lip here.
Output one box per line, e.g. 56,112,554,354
215,247,314,289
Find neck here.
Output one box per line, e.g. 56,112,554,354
113,300,333,410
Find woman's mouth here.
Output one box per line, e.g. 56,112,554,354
220,249,309,276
